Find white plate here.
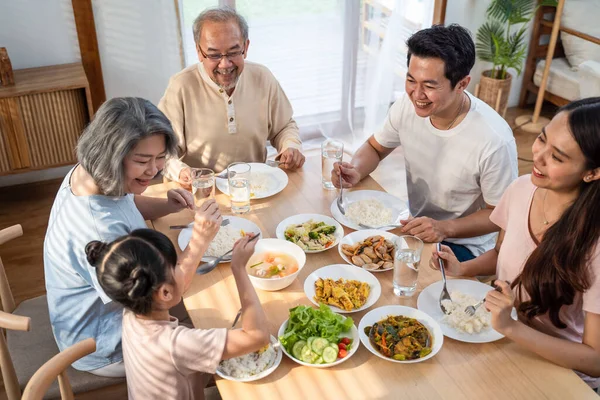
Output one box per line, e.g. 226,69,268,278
417,279,515,343
177,216,262,263
216,163,289,199
215,335,282,382
275,214,344,254
277,318,359,368
330,190,410,231
358,305,443,363
303,264,381,313
338,230,399,272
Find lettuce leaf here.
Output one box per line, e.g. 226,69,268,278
279,304,353,353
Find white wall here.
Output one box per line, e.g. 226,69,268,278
446,0,530,107
0,0,182,187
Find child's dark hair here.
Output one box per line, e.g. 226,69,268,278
406,24,475,88
85,229,178,315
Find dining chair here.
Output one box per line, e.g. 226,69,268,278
21,338,96,400
0,224,126,399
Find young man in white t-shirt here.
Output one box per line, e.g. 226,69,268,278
333,24,518,261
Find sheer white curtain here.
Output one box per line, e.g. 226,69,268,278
179,0,435,152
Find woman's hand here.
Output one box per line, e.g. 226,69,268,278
191,199,222,244
485,280,517,335
332,162,361,188
167,188,194,212
429,244,464,276
231,235,258,272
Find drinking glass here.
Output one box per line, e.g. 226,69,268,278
321,139,344,190
191,168,214,207
393,235,423,297
228,162,251,214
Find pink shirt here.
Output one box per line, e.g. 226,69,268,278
490,175,600,388
122,309,227,399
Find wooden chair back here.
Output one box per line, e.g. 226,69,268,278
0,311,31,400
0,224,21,314
21,338,96,400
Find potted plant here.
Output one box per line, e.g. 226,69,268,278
475,0,557,116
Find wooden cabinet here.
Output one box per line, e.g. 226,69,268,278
0,63,92,175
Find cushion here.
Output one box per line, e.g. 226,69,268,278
7,295,125,399
560,0,600,69
534,57,580,100
578,60,600,98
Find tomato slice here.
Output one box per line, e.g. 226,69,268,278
338,349,348,358
340,337,351,345
338,343,347,350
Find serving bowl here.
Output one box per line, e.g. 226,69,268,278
246,239,306,291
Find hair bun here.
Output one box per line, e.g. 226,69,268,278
127,266,154,299
85,241,108,266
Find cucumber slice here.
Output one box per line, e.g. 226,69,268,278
292,340,306,360
314,356,324,364
300,345,315,363
311,338,329,355
322,346,338,363
307,337,317,348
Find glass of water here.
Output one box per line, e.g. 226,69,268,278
227,162,251,214
321,139,344,190
393,235,424,297
191,168,214,208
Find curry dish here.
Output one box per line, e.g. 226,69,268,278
314,278,371,311
364,315,432,361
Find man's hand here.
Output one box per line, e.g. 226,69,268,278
178,167,193,191
278,148,305,170
400,216,448,243
332,162,361,188
166,188,194,213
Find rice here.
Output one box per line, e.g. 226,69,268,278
205,226,246,257
251,172,272,194
441,291,491,334
218,344,277,378
345,199,393,226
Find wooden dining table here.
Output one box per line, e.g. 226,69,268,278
146,153,596,400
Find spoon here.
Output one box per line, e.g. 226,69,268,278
196,233,260,275
437,242,453,314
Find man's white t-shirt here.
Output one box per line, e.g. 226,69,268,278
374,91,518,256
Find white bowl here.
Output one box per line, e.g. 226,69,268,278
338,229,399,272
275,214,344,253
215,335,282,382
277,318,360,368
247,239,306,291
358,305,443,363
303,264,381,313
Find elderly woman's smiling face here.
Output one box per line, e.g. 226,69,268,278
122,134,167,195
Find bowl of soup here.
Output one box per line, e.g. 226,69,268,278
246,239,306,291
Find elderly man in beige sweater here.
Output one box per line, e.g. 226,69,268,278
159,7,305,187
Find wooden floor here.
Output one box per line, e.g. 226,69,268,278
0,104,552,399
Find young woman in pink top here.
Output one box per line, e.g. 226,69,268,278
432,97,600,389
85,201,270,400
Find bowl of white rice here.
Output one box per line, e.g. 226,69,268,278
216,335,282,382
177,216,262,263
330,190,410,231
440,291,491,334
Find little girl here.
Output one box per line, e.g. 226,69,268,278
86,206,270,399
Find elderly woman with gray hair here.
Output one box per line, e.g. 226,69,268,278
43,97,222,377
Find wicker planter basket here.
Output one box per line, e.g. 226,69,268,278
475,70,512,117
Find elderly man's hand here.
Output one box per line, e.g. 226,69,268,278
400,216,448,243
278,148,305,170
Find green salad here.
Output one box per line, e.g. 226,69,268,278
279,304,354,364
284,220,337,251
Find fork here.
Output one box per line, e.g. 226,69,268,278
265,159,280,168
358,222,403,230
170,218,230,230
336,156,346,215
464,284,503,316
231,308,242,328
437,243,453,315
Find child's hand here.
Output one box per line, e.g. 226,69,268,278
429,244,464,276
485,280,516,335
231,235,257,271
192,199,222,244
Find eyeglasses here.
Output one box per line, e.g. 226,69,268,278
198,46,245,62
